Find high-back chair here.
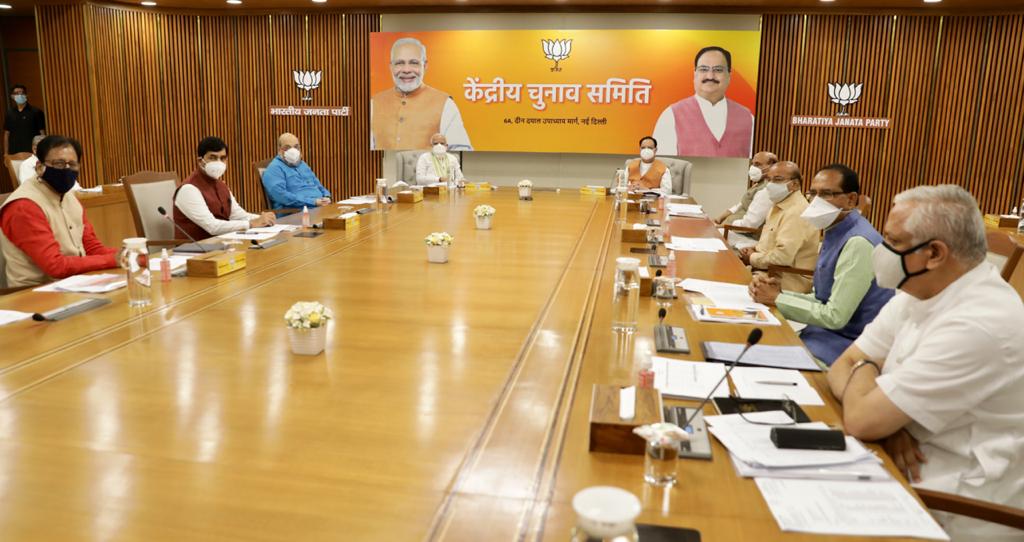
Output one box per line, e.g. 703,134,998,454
621,157,693,195
395,150,428,185
254,158,299,214
123,170,180,246
986,230,1024,282
4,152,32,188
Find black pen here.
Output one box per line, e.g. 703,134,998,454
755,380,798,386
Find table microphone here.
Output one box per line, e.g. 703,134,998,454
681,328,763,429
157,206,208,253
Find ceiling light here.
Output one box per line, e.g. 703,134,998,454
0,4,12,9
227,0,242,4
141,1,157,5
923,0,941,2
312,0,327,3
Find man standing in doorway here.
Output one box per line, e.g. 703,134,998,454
4,84,46,154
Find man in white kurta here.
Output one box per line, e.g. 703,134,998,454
826,184,1024,542
414,133,464,185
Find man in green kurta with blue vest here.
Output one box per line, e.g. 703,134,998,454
749,163,894,365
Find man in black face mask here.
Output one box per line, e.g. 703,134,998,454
0,135,118,288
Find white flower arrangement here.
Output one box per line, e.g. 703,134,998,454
424,232,454,247
473,205,496,218
284,301,333,329
518,179,533,188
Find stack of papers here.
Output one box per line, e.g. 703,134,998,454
703,342,820,371
667,237,727,252
219,231,278,242
692,303,782,326
34,274,126,293
731,452,889,481
0,310,33,326
338,195,376,205
678,278,754,306
729,367,824,405
755,478,949,540
667,203,705,218
651,357,729,400
704,412,874,468
147,254,193,272
245,224,300,234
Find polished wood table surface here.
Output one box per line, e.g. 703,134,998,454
0,191,925,541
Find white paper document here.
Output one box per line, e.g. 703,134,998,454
667,203,705,218
245,224,300,234
651,357,729,400
730,452,890,481
0,310,33,326
691,304,782,326
678,278,757,307
730,367,824,406
147,255,192,272
338,195,376,205
703,342,820,371
704,413,874,468
667,237,727,252
219,231,279,242
34,274,126,294
755,478,949,540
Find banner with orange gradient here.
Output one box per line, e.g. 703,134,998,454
369,29,760,156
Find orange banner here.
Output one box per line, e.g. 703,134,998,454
369,29,760,157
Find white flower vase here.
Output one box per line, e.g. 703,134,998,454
519,186,532,200
427,245,449,263
289,325,327,356
475,215,492,230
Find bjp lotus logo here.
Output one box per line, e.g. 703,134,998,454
541,39,572,72
293,70,322,102
828,83,863,116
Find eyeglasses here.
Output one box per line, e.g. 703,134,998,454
807,190,848,199
733,395,800,427
391,60,422,68
696,65,728,75
44,160,80,171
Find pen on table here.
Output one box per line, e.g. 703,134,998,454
31,299,97,321
806,471,886,482
755,380,798,386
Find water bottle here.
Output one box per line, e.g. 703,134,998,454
376,178,388,213
615,170,629,224
120,237,151,307
302,205,310,228
612,257,641,333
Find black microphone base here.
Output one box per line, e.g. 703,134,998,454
175,242,228,253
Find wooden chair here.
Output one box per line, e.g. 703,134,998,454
986,230,1024,281
0,227,37,295
4,152,32,188
122,170,180,247
254,158,299,215
917,488,1024,530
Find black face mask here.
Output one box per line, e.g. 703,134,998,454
40,167,79,194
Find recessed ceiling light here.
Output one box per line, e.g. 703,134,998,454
0,4,12,9
226,0,242,4
312,0,326,3
141,1,157,5
923,0,941,2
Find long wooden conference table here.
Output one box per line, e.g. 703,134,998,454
0,189,924,541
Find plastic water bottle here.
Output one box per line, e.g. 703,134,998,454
376,178,388,213
666,250,676,279
612,257,641,333
121,237,151,307
302,205,310,228
159,248,171,283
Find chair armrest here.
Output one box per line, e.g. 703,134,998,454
916,488,1024,529
764,264,815,278
722,224,761,235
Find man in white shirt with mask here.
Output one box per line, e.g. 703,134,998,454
415,133,464,186
716,150,777,248
826,184,1024,542
625,136,672,193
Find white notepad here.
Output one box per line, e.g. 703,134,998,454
651,357,729,400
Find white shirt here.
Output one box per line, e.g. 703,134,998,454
653,96,753,157
17,155,38,185
855,262,1024,541
637,160,673,193
730,185,772,229
173,183,258,237
415,152,464,185
370,97,472,151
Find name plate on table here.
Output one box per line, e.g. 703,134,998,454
579,185,607,196
463,182,491,192
638,266,653,296
397,190,423,203
621,224,656,244
423,184,448,196
186,250,247,278
984,214,1020,228
588,384,664,455
323,212,360,230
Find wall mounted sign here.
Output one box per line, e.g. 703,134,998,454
269,68,350,117
791,82,890,129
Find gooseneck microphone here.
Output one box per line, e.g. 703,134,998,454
681,328,763,429
157,206,208,253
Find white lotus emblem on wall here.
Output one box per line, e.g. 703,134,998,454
294,70,323,101
541,39,572,72
828,83,863,116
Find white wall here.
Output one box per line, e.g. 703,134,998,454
380,12,761,216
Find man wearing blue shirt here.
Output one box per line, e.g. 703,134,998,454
261,132,332,210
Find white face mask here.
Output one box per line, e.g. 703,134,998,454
432,143,447,156
800,196,843,230
640,148,655,161
203,160,227,179
748,165,763,182
871,240,932,290
765,181,792,203
283,147,301,165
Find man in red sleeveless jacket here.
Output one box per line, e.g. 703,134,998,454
652,46,754,158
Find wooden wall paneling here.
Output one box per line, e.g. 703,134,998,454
269,13,308,150
199,16,244,206
753,14,803,160
873,15,942,227
159,13,205,183
968,14,1024,215
120,8,167,177
788,15,847,183
308,13,348,201
833,15,893,224
234,15,275,211
83,6,128,184
343,13,381,198
36,5,101,186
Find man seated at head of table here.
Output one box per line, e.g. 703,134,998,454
415,133,465,186
737,161,819,294
174,136,276,241
0,135,119,288
826,184,1024,542
717,150,778,248
625,136,672,193
749,164,893,365
261,132,332,211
